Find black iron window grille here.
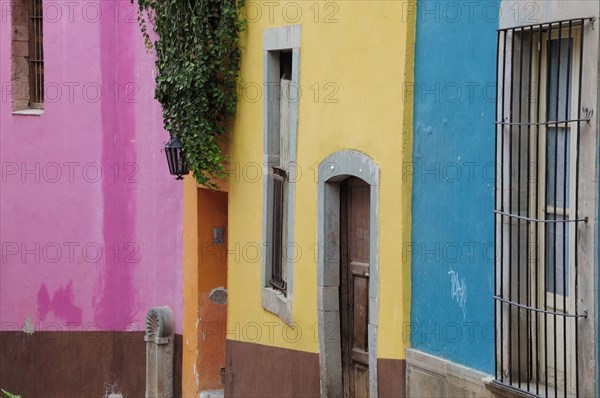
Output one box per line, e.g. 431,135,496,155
494,18,591,398
270,166,288,294
28,0,43,108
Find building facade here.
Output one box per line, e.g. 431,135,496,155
181,1,417,396
0,1,183,396
4,0,600,397
408,0,499,395
409,1,600,397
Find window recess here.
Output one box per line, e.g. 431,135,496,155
260,25,300,322
11,0,44,112
494,18,592,398
268,51,293,295
28,0,44,108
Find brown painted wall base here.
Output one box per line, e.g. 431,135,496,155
225,340,320,397
0,331,182,398
225,340,406,398
378,358,406,398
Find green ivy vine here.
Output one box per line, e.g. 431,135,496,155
133,0,245,186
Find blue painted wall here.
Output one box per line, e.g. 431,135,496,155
411,0,500,373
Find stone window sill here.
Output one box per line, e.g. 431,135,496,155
12,109,44,116
261,287,291,324
483,377,566,398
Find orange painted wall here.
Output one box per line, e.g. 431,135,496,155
197,188,228,391
182,178,200,397
182,181,229,396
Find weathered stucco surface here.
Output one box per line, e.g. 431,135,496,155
0,1,183,335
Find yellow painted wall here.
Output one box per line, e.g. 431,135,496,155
227,1,415,360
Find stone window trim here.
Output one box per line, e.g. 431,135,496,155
260,25,301,323
12,109,44,116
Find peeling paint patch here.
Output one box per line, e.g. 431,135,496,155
209,287,227,305
200,389,224,398
194,362,200,392
22,315,35,335
103,381,124,398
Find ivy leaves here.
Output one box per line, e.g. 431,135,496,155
1,390,22,398
134,0,245,187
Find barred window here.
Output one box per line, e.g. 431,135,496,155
28,0,44,108
261,32,298,306
260,26,300,321
494,18,591,397
270,166,288,292
269,68,292,295
11,0,43,111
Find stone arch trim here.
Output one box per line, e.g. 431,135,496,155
316,150,380,397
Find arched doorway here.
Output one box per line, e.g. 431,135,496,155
316,150,380,397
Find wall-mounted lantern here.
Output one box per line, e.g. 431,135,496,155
164,136,189,180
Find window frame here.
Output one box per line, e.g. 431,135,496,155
532,25,580,393
260,25,301,323
535,28,581,314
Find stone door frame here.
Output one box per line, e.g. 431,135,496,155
316,150,380,397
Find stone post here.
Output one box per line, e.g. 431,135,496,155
145,306,174,398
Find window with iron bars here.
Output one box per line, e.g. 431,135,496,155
28,0,44,108
270,166,288,292
267,55,292,296
494,18,591,397
11,0,43,111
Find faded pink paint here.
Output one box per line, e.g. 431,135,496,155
93,1,138,329
37,281,82,324
0,1,183,333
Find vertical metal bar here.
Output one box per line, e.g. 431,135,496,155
27,0,37,106
526,25,534,392
33,0,36,104
553,23,562,398
272,172,280,282
39,0,43,103
535,24,543,396
494,29,501,381
30,0,36,104
562,21,573,398
35,0,38,104
37,0,40,103
508,27,516,385
500,29,508,384
574,19,584,398
38,0,45,103
517,26,525,389
544,22,552,398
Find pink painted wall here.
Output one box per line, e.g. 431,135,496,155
0,1,183,334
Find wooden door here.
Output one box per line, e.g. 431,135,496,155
340,177,370,398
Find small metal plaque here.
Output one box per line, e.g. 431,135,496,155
213,227,225,245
